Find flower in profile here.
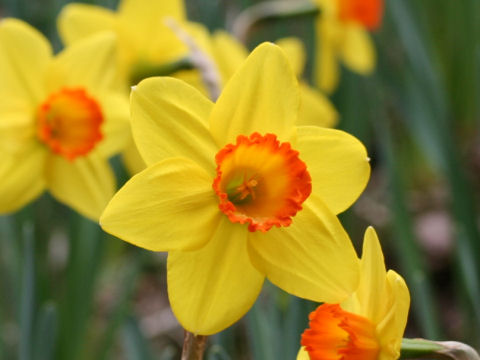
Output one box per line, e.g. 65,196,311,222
312,0,384,92
100,43,371,335
298,227,410,360
0,19,129,220
57,0,189,85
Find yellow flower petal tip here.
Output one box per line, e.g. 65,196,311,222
299,226,410,360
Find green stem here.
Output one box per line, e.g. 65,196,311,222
232,0,319,42
401,338,480,360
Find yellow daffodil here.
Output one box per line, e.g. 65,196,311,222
100,43,370,334
58,0,189,85
298,227,410,360
0,19,129,220
313,0,383,92
210,31,338,128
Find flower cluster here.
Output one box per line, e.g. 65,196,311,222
0,0,414,359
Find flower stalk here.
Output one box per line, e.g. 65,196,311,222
181,331,207,360
401,338,480,360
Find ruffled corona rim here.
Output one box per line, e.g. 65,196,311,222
338,0,383,30
37,87,104,160
301,304,380,360
213,132,312,232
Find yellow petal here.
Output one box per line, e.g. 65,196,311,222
167,216,264,335
295,126,370,214
0,18,51,103
211,30,248,84
119,0,185,24
0,145,46,213
122,136,147,175
117,0,187,64
100,158,221,252
0,96,35,153
378,270,410,360
46,151,115,221
353,227,388,323
340,24,375,75
47,32,121,94
314,21,340,93
248,194,359,303
298,82,338,127
275,37,306,77
209,42,300,146
297,347,310,360
57,3,116,45
130,77,217,172
96,92,130,158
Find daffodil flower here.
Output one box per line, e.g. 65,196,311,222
313,0,383,92
58,0,189,85
298,227,410,360
100,43,370,334
0,19,129,220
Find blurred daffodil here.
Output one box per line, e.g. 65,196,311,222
298,227,410,360
58,0,189,85
100,43,370,334
313,0,383,92
0,19,129,220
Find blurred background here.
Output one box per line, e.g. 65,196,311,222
0,0,479,359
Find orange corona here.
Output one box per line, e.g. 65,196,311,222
338,0,383,30
37,88,103,160
301,304,380,360
213,133,312,232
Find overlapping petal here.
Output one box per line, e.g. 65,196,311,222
340,24,375,74
209,43,300,146
47,32,120,94
130,77,217,171
96,92,130,157
0,96,35,153
118,0,185,25
295,126,370,214
211,30,248,85
0,18,51,104
0,145,46,213
57,3,116,45
275,37,306,77
297,82,338,127
346,227,387,323
248,194,359,304
377,271,410,360
46,151,115,220
314,22,340,93
167,216,264,335
100,158,220,252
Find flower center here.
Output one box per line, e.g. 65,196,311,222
337,0,383,30
301,304,380,360
213,133,312,232
36,87,103,161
